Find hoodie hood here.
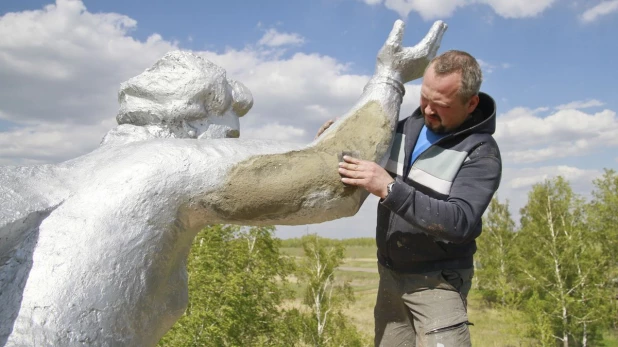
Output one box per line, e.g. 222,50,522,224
454,92,496,136
410,91,497,138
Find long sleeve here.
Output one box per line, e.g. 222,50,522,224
380,143,501,244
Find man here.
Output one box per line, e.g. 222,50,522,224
328,50,501,346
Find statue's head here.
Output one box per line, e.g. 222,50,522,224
116,51,252,139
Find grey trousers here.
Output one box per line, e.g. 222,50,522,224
374,263,474,347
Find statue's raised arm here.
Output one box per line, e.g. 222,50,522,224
0,20,446,346
199,20,446,226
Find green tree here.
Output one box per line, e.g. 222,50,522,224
587,169,618,332
589,169,618,262
296,234,366,347
475,196,519,306
516,177,613,346
158,225,297,347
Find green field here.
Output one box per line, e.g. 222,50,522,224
283,245,618,347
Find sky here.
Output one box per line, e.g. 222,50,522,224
1,0,617,239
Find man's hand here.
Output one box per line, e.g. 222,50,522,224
338,156,394,199
315,119,335,139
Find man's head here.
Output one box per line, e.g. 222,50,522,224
420,50,482,134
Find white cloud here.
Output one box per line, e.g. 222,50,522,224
277,195,380,239
0,118,115,165
581,0,618,22
0,0,390,165
382,0,466,20
495,107,618,163
400,84,422,118
0,0,176,164
478,59,511,74
198,48,375,142
359,0,383,5
258,28,305,47
480,0,557,18
1,1,416,240
5,1,609,242
242,123,306,142
497,166,602,223
505,166,600,190
477,59,495,73
555,99,605,110
360,0,555,20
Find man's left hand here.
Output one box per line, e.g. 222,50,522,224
338,156,394,199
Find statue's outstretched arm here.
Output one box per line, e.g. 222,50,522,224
191,20,447,227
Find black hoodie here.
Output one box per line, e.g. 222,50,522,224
377,92,502,273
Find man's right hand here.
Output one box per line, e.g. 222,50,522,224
315,119,335,139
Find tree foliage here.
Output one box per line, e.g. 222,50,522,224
588,169,618,330
517,178,579,345
476,197,520,306
295,234,366,347
476,175,617,346
589,169,618,263
158,224,297,347
280,237,375,248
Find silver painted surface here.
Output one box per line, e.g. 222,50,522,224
0,20,446,346
104,50,251,145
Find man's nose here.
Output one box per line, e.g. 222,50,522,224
424,104,434,115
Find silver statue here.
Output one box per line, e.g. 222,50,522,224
0,20,446,346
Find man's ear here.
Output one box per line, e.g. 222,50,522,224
466,94,480,114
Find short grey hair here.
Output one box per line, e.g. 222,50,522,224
428,50,483,102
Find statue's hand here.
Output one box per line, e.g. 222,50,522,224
375,20,447,84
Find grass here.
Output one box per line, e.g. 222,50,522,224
338,271,536,346
341,258,378,269
343,246,377,259
342,288,378,343
284,245,618,346
466,291,538,346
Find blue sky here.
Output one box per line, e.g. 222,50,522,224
1,0,617,238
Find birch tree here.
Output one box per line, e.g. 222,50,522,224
516,177,612,346
587,169,618,333
296,234,364,347
475,196,519,306
588,169,618,262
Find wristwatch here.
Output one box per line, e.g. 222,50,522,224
386,181,395,197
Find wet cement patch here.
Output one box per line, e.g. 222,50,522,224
202,101,392,224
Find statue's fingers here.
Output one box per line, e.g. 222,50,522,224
409,20,448,58
426,20,447,58
384,19,405,49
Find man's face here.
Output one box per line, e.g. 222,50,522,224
419,66,479,134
